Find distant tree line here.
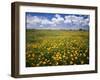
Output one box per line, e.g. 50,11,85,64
68,28,88,31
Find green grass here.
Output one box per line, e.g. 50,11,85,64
26,29,89,67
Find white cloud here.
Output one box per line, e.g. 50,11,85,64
64,15,90,28
55,14,64,21
55,14,60,18
64,15,84,23
51,17,58,24
51,14,64,25
41,18,51,25
64,16,71,23
26,14,89,30
27,15,41,25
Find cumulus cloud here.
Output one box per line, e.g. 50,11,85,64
27,15,41,24
26,13,89,30
52,14,64,25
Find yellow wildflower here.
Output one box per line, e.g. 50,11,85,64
81,61,84,64
70,61,73,64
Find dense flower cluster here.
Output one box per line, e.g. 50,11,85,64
26,30,89,67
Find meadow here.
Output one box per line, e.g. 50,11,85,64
26,29,89,67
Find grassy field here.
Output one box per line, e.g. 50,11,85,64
26,29,89,67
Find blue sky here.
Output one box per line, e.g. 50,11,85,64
26,12,90,30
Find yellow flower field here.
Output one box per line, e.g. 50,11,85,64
26,30,89,67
